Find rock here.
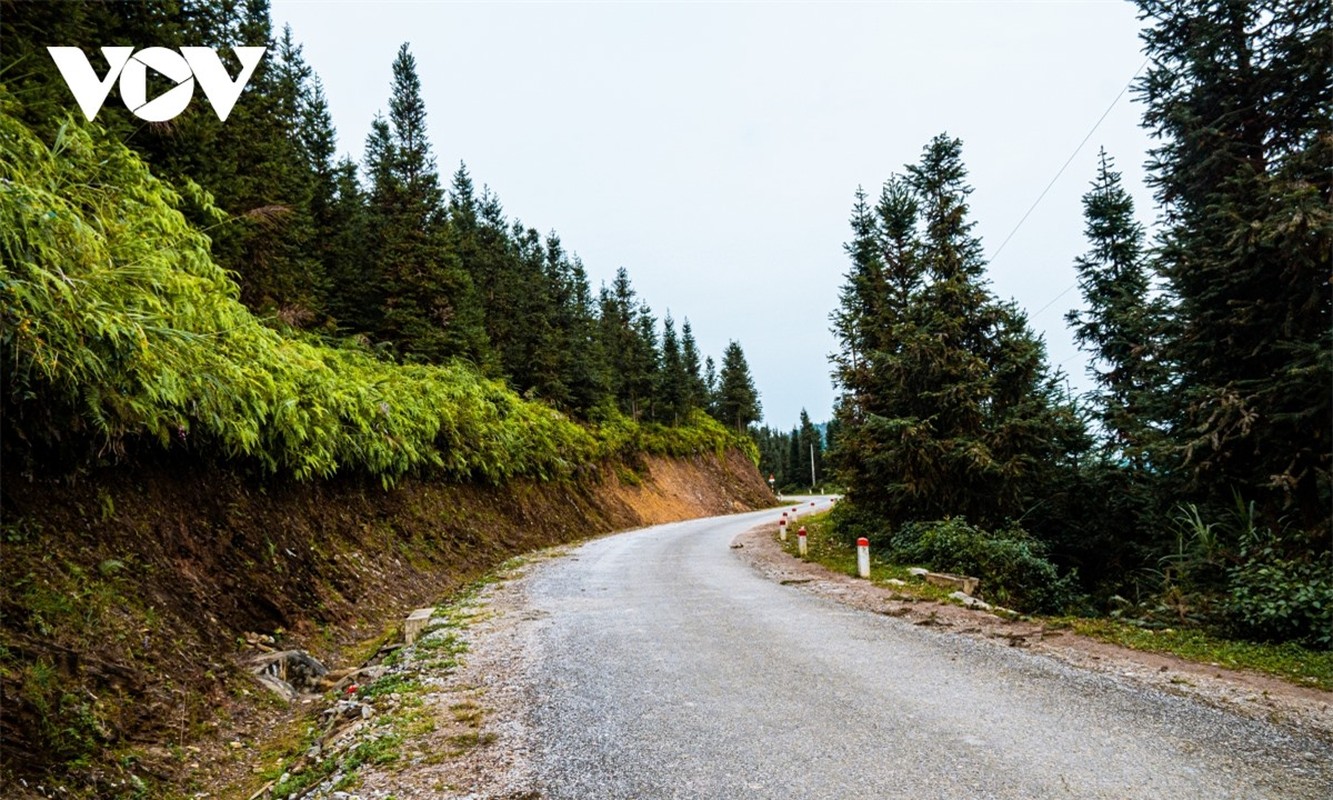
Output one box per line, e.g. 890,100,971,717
250,650,329,694
948,590,993,611
253,671,298,704
907,568,929,578
885,578,907,587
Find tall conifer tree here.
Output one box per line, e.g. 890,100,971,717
367,43,490,364
831,135,1083,529
716,341,761,433
680,320,707,416
1136,0,1330,529
1066,149,1166,466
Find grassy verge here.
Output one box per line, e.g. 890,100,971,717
1061,619,1333,692
775,509,952,603
779,510,1333,692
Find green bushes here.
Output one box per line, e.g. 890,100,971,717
0,98,738,483
1227,556,1333,649
1117,500,1333,649
886,518,1078,613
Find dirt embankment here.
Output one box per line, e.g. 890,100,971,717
0,449,770,797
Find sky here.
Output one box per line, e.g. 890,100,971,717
271,0,1159,429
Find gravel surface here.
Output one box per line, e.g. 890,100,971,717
340,502,1331,799
517,502,1333,800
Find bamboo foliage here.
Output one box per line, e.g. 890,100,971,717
0,97,743,482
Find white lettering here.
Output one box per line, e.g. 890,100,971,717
180,47,266,123
45,46,134,121
46,46,267,122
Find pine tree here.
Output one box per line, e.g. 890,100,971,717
599,268,659,420
716,341,761,433
703,356,719,417
194,1,323,322
783,424,794,488
367,43,490,364
680,319,707,415
632,305,661,421
298,71,348,324
796,409,824,491
1066,149,1167,467
522,233,608,413
830,135,1084,529
659,314,688,424
562,256,611,415
1136,0,1331,529
829,177,921,506
323,157,375,334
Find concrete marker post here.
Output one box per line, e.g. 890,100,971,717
778,518,788,541
856,537,870,579
797,526,808,557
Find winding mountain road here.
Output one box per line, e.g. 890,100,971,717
516,500,1332,799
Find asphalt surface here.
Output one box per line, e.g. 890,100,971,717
521,499,1333,799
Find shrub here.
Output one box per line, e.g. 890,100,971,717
1226,539,1333,650
888,518,1079,613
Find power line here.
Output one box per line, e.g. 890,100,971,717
1029,283,1080,320
988,58,1149,268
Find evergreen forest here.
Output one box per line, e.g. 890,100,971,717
1,0,765,487
827,0,1330,647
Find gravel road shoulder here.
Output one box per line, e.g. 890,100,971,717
731,521,1333,743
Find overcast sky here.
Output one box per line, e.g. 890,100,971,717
271,0,1158,428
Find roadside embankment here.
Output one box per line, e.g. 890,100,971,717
0,448,770,798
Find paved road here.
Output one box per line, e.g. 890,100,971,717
520,500,1333,799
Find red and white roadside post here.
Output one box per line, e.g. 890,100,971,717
797,526,808,557
856,537,870,579
778,516,788,541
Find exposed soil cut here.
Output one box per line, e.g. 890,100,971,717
0,449,770,798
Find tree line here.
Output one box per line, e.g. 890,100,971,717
828,0,1329,646
1,0,764,433
753,411,839,493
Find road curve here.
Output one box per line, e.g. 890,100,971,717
519,500,1332,799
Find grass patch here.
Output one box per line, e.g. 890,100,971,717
344,731,403,770
777,510,951,602
449,701,483,726
1066,618,1333,691
445,730,497,756
415,632,469,672
359,672,422,700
